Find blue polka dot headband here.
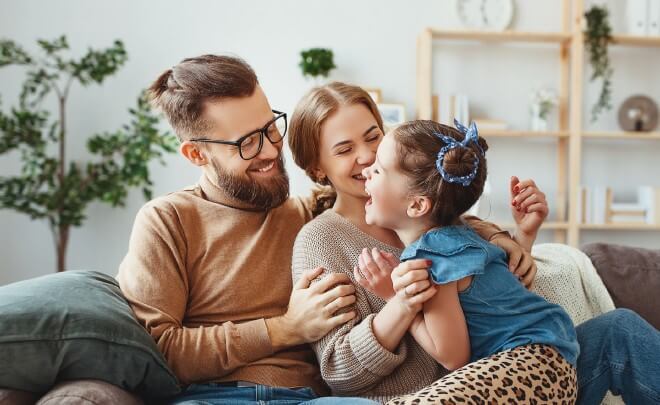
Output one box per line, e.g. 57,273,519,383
433,119,485,187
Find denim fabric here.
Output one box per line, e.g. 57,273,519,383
576,308,660,405
169,383,378,405
401,225,579,366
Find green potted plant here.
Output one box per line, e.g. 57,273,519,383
584,5,613,122
299,48,336,84
0,36,178,272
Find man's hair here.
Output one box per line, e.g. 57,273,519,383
148,54,258,140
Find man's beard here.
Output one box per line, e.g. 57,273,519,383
210,154,290,210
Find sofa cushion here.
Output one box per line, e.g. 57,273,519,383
0,270,180,399
36,380,143,405
582,243,660,329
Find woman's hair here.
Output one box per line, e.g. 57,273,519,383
392,120,489,227
288,81,384,216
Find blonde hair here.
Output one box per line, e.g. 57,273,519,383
289,82,384,216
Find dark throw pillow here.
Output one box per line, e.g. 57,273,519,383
0,270,180,399
582,243,660,329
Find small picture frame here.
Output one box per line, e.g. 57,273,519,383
363,87,382,104
377,103,406,127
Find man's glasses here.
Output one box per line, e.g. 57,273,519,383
190,110,287,160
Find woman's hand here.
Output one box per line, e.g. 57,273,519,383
510,176,549,251
490,235,537,289
390,259,437,314
354,248,399,300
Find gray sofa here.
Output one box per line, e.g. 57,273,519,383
1,243,658,405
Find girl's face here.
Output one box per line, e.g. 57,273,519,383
363,134,412,230
317,104,383,201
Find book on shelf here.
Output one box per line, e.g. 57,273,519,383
473,119,509,131
579,186,660,225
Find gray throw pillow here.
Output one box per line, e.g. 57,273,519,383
0,270,180,398
582,243,660,330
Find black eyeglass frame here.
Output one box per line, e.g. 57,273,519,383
190,110,287,160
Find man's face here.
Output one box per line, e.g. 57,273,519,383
196,86,289,209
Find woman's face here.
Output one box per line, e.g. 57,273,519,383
317,104,383,201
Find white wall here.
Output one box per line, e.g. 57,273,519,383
1,0,659,285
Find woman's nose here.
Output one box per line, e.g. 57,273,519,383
356,145,375,166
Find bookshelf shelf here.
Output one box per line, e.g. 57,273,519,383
481,130,570,138
611,34,660,48
416,0,660,247
501,222,570,230
427,29,571,44
582,131,660,140
580,223,660,231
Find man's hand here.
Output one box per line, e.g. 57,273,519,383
510,176,548,251
267,267,356,350
354,248,399,300
390,259,437,314
491,235,537,289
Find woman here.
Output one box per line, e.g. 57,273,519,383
288,81,660,404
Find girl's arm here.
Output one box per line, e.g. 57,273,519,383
408,280,470,371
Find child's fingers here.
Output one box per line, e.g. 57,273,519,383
354,265,369,288
360,248,377,279
371,248,391,274
382,251,400,268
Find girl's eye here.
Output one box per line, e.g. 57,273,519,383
367,134,380,142
336,148,351,155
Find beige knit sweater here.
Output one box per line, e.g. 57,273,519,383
291,210,507,403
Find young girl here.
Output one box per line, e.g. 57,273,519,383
362,119,579,404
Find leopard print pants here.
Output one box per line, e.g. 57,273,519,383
387,344,577,405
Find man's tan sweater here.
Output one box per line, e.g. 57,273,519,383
116,175,508,396
116,175,327,393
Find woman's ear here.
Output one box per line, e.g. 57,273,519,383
407,195,432,218
180,141,208,166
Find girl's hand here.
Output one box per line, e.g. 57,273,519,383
510,176,549,251
390,259,437,314
354,248,399,300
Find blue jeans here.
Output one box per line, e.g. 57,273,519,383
576,308,660,405
168,383,378,405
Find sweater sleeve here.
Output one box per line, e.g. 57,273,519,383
291,225,408,395
462,214,511,241
116,201,274,385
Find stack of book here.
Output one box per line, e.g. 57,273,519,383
578,186,660,225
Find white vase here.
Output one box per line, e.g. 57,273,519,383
530,103,548,132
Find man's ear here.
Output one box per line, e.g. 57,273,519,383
180,141,208,166
407,195,432,218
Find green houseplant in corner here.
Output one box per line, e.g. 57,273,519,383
0,36,178,272
584,5,613,122
299,48,336,84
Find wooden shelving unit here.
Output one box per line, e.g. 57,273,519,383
416,0,660,247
